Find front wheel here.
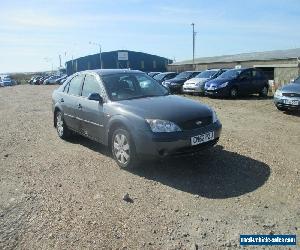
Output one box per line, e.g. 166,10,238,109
111,128,137,169
229,87,238,98
55,111,71,139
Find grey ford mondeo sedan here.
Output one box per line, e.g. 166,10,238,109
52,69,222,169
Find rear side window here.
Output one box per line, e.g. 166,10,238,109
81,75,101,97
253,70,263,78
68,75,84,96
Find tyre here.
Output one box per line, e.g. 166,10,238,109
229,87,238,98
55,111,71,139
111,128,137,169
259,85,269,97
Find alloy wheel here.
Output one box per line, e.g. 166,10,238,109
113,133,130,165
56,112,64,137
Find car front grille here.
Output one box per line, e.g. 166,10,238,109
282,92,300,97
179,116,212,130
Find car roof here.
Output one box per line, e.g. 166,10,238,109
81,69,144,76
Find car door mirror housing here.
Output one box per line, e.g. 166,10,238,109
88,93,103,103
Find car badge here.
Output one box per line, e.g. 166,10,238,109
196,121,203,126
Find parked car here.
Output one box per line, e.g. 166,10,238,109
52,69,222,169
148,72,161,78
54,75,68,84
43,75,61,85
162,71,201,93
153,72,178,84
29,76,39,84
205,68,269,98
274,76,300,111
0,75,15,87
33,76,48,85
183,69,228,95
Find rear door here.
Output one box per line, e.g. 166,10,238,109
60,74,84,131
77,73,106,143
252,69,266,93
237,69,252,95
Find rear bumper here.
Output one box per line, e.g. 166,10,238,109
133,121,222,158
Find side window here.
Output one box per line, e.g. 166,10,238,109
253,70,262,78
240,70,252,79
82,75,101,97
68,75,84,96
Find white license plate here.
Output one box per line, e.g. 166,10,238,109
191,132,214,146
207,86,216,90
283,99,299,105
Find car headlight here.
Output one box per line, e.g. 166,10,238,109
218,82,228,88
274,89,282,97
212,110,219,123
146,119,182,133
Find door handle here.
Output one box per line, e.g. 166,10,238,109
60,98,64,102
78,103,82,109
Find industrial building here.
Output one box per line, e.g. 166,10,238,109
66,50,171,75
168,48,300,85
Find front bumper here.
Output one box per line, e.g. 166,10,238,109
133,121,222,158
274,96,300,110
205,87,229,97
183,84,204,94
168,84,183,93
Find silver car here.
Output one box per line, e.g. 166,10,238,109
274,76,300,111
183,69,227,95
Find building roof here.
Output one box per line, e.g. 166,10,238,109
81,69,143,76
171,48,300,65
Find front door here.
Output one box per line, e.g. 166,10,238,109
77,74,105,143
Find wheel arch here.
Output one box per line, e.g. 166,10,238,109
106,117,133,147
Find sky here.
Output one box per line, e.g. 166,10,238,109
1,0,300,73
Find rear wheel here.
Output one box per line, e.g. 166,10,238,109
229,87,238,98
55,111,71,139
111,128,137,169
259,85,269,97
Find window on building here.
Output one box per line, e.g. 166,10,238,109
153,60,157,69
141,61,145,69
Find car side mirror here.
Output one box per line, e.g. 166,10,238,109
88,93,103,103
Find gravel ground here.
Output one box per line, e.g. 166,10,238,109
0,85,299,249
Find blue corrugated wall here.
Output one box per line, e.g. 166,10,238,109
65,50,172,75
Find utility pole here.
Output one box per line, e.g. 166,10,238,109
191,23,196,67
89,42,102,69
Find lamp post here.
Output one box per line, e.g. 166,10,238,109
191,23,196,67
89,41,102,69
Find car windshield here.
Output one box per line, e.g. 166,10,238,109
153,73,169,81
102,73,169,101
175,71,193,79
217,69,242,79
195,70,218,78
